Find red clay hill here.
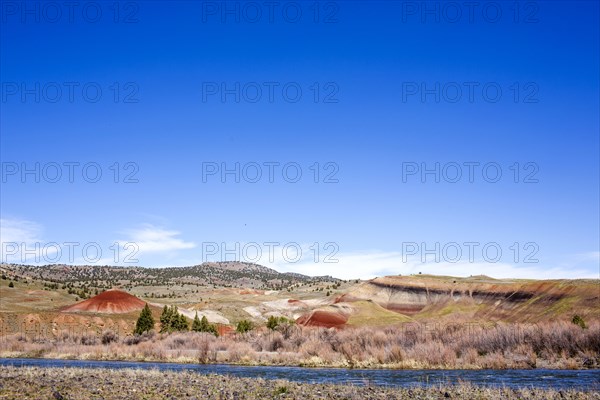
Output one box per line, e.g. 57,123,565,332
296,310,348,328
61,289,147,314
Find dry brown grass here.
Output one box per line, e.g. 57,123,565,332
1,321,598,369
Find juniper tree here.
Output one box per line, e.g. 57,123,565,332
192,312,201,331
236,319,253,333
134,304,155,335
175,313,189,331
192,314,219,336
267,316,279,330
160,305,173,333
572,315,587,329
160,305,190,332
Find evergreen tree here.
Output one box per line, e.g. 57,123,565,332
160,305,190,332
267,315,279,330
192,312,202,332
160,305,173,333
236,319,253,333
134,304,154,335
201,315,209,330
175,313,189,331
267,316,292,330
572,315,587,329
191,314,219,336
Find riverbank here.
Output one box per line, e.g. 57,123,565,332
2,321,599,370
1,351,598,371
1,366,598,399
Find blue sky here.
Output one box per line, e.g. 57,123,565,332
1,1,599,279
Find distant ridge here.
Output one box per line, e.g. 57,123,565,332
1,262,340,291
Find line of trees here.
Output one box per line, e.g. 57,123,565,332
136,304,269,337
192,313,219,336
134,304,221,337
159,305,189,332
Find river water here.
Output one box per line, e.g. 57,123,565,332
1,358,598,390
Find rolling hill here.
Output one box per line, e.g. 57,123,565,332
0,264,598,338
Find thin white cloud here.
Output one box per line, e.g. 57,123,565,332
2,222,597,280
271,249,400,279
573,251,600,263
0,217,57,264
267,249,598,280
120,224,196,253
1,218,43,243
196,242,597,280
0,221,195,266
